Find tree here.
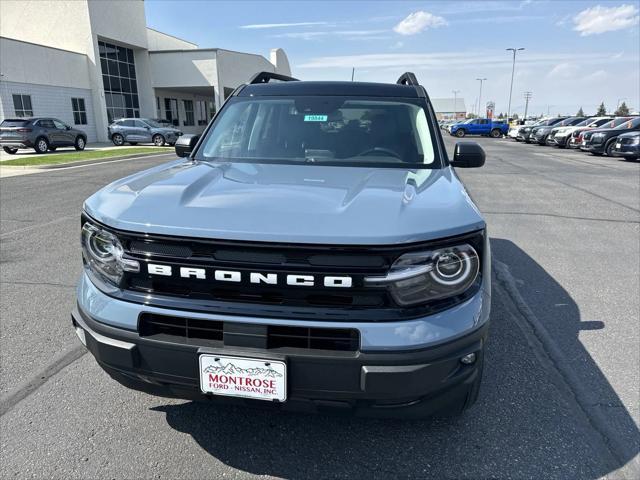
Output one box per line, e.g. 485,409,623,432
596,102,607,116
576,107,585,117
466,113,478,119
498,112,504,119
512,113,519,120
615,101,630,116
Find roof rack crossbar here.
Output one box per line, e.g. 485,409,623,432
249,71,299,84
396,72,419,86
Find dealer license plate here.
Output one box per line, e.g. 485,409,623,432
616,143,621,149
199,354,287,402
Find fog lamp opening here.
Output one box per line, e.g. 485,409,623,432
460,352,476,365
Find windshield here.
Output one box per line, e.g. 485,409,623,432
574,119,591,127
614,117,640,129
196,96,438,168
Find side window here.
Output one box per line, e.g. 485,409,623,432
134,120,148,128
12,94,33,117
53,120,67,130
71,98,87,125
39,119,55,129
164,98,179,126
183,100,195,126
122,120,135,127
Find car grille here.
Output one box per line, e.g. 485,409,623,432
106,226,484,321
138,313,360,351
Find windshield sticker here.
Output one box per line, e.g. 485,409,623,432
304,114,328,122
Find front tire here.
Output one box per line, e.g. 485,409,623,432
75,136,86,151
152,134,165,146
34,137,49,154
455,129,466,138
2,147,18,154
605,141,616,157
490,129,501,138
112,133,124,146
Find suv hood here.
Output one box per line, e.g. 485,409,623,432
84,160,485,245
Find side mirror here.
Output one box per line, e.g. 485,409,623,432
66,125,71,130
175,134,200,158
451,142,485,168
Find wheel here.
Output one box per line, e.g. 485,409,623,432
112,133,125,146
605,141,616,157
129,142,138,146
455,129,466,138
48,147,57,152
34,137,49,154
490,129,501,138
2,147,18,154
152,134,165,146
75,136,86,151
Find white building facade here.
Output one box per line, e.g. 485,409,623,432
0,0,291,142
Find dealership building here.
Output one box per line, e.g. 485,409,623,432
0,0,291,142
432,98,467,121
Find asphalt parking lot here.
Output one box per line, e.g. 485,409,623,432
1,138,638,479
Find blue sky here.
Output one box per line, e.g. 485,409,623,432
145,1,639,117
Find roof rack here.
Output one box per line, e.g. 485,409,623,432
396,72,419,86
249,71,299,84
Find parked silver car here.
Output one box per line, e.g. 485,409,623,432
108,118,182,146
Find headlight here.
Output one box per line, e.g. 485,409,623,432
365,243,480,306
81,221,139,285
629,136,640,145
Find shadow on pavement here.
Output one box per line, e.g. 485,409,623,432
153,238,638,479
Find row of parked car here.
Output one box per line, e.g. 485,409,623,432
0,116,185,155
507,115,640,161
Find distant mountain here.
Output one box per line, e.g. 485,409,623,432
203,363,283,378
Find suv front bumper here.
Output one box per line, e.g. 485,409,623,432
73,272,490,418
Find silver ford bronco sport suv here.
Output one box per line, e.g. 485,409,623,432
72,72,490,418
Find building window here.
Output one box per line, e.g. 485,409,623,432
195,100,208,126
183,100,195,126
98,40,139,122
164,98,179,126
71,98,87,125
12,94,33,117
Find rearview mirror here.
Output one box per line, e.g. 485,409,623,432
451,142,485,168
175,134,200,158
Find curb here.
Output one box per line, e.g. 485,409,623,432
0,151,173,170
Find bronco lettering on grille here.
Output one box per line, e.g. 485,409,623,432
147,263,352,288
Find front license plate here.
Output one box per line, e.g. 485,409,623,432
199,354,287,402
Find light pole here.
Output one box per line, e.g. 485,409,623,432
452,89,460,120
506,47,524,122
523,91,532,120
476,78,487,117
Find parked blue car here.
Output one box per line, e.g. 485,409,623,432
450,118,509,138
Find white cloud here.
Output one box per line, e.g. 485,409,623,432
271,29,386,40
546,63,579,79
298,51,628,70
239,22,329,29
393,11,448,35
573,4,639,36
